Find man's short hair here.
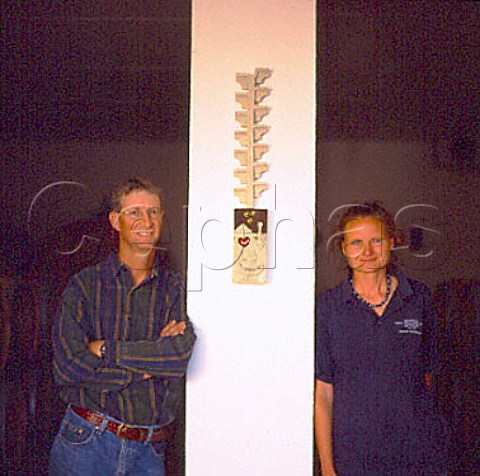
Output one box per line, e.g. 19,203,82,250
109,177,164,212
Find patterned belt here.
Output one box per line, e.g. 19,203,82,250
71,405,173,443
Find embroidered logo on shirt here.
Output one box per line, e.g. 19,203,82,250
394,319,422,335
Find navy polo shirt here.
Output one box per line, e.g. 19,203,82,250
316,272,446,475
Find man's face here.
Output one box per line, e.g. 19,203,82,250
109,190,163,256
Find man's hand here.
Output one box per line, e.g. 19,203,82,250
160,320,186,338
87,340,104,358
87,323,185,375
143,321,186,380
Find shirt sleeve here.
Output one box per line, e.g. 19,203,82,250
420,284,438,375
315,293,335,384
105,275,196,378
52,275,142,391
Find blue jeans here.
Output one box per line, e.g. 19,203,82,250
49,406,166,476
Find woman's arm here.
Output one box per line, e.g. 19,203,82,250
314,379,337,476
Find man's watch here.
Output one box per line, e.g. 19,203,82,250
99,343,106,359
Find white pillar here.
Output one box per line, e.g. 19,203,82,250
187,2,316,474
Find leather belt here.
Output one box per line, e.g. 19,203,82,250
71,405,173,443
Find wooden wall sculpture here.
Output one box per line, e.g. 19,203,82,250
233,68,272,285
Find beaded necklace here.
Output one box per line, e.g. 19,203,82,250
349,273,392,309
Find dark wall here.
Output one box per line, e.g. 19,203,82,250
315,3,479,474
316,0,479,291
1,2,191,474
317,0,479,143
1,0,191,276
2,1,191,143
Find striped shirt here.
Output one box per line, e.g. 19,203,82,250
52,252,196,426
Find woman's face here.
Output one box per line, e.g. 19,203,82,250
341,216,394,274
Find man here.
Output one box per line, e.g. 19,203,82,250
49,177,196,475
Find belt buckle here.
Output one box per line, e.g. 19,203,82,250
116,423,128,437
116,422,144,441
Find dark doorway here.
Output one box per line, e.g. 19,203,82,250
1,2,191,474
315,2,479,475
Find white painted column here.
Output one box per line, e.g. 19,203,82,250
187,2,316,474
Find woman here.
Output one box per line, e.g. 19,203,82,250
314,202,448,475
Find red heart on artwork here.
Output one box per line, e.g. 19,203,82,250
238,237,250,247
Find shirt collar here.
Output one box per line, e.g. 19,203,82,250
341,269,413,304
106,252,162,279
392,270,414,300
